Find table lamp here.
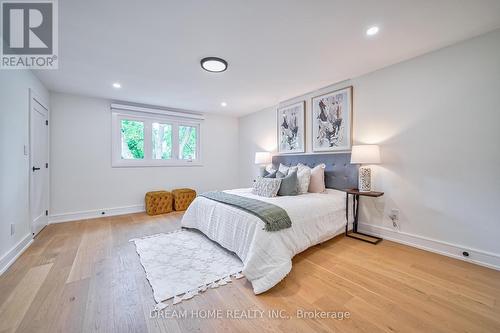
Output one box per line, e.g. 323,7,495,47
254,152,272,177
350,145,380,192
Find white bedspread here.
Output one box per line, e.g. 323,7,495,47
181,188,348,294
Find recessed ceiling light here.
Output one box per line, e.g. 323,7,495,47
221,102,227,107
366,26,379,36
112,82,121,88
201,57,228,73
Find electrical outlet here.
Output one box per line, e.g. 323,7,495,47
10,223,15,236
389,209,400,229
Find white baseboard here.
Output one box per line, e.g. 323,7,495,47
0,234,34,275
358,222,500,271
49,204,145,224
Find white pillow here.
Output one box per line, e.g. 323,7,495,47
265,164,276,173
278,163,289,175
296,164,312,194
252,177,282,197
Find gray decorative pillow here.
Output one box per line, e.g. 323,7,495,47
252,177,282,197
275,170,287,178
263,169,277,178
278,163,298,175
276,170,298,196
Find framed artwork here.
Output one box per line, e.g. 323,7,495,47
311,86,352,152
277,101,305,154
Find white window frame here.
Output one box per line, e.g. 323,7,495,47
111,107,202,167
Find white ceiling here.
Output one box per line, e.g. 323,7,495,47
34,0,500,116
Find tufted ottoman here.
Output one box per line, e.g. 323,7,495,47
145,191,173,216
172,188,197,211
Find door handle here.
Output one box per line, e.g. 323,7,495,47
32,166,41,172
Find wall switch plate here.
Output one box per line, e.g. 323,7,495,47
10,223,15,236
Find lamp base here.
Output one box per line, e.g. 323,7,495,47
358,166,372,192
257,165,266,177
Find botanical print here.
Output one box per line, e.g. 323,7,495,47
312,86,352,151
277,101,305,153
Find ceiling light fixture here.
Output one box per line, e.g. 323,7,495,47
221,102,227,107
112,82,121,88
366,26,379,36
201,57,228,73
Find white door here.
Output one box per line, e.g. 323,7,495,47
30,92,49,236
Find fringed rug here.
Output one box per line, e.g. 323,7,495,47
131,229,244,309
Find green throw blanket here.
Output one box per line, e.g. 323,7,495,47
199,191,292,232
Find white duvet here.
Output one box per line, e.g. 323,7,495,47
181,188,349,294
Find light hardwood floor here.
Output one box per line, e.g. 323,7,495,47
1,212,499,333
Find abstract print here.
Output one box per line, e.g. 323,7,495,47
312,87,352,151
278,101,305,153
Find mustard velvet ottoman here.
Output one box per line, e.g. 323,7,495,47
172,188,197,211
145,191,173,216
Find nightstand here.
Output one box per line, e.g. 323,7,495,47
344,188,384,244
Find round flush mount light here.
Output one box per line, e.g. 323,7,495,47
112,82,121,89
221,102,227,107
366,26,380,36
201,57,228,72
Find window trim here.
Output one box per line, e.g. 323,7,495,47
111,110,202,167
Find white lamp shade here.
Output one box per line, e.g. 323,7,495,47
351,145,380,164
254,151,272,165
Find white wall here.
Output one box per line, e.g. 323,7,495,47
238,105,278,184
0,70,49,272
49,93,239,220
238,29,500,266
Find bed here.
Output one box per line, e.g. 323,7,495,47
181,153,358,294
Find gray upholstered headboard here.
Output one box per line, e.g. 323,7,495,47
271,153,358,190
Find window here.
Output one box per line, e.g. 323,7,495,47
111,105,202,167
179,125,197,160
152,122,172,160
121,120,144,159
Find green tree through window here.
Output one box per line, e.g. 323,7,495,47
121,120,144,159
179,126,197,160
115,116,200,165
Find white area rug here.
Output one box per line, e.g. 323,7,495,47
131,229,243,308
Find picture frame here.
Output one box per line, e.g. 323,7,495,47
277,101,305,154
311,86,353,152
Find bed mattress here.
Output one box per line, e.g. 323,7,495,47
181,188,349,294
